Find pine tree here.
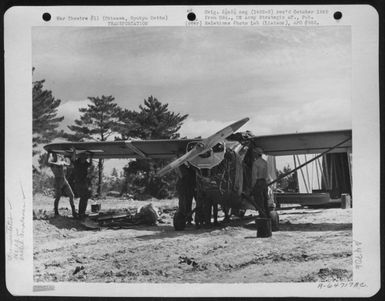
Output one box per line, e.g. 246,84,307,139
37,152,49,170
33,76,64,156
118,96,188,199
118,96,188,139
276,165,298,192
64,95,121,196
111,167,118,178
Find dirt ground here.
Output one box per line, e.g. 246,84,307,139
33,193,352,283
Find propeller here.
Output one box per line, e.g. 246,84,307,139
157,117,249,177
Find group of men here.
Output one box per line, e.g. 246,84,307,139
176,146,270,226
47,146,269,222
47,151,92,219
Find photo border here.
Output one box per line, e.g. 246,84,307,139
3,3,381,297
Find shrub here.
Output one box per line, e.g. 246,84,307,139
33,171,55,195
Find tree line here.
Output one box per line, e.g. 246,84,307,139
33,72,187,198
33,71,296,198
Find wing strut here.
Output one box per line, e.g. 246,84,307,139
268,136,352,187
124,141,147,158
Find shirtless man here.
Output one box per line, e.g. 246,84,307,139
251,147,269,217
47,153,77,218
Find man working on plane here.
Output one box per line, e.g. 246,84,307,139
251,147,269,218
176,163,196,225
47,152,77,218
72,151,93,219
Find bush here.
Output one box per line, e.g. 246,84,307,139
33,171,55,195
101,175,122,195
121,167,176,200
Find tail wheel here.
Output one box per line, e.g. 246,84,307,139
269,210,279,231
173,210,186,231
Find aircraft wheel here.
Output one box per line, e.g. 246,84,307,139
238,209,246,218
269,210,279,232
232,208,245,218
235,209,246,218
173,210,186,231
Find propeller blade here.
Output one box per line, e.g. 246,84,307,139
157,148,201,177
156,117,249,177
202,117,249,149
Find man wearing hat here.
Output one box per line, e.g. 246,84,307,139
251,147,269,217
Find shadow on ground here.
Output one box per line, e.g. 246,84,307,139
47,216,89,231
135,216,258,240
40,210,351,235
278,222,352,232
241,220,351,233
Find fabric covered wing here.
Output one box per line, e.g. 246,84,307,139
44,139,201,159
251,130,352,156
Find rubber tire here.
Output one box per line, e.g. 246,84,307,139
236,209,246,218
173,210,186,231
231,208,245,218
269,210,279,232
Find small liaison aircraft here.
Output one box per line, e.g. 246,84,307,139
44,118,352,231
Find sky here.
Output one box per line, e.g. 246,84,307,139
32,26,351,174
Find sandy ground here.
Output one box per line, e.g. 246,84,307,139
33,194,352,283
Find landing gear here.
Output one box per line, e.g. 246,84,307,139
231,208,246,218
173,210,186,231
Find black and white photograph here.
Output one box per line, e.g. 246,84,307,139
4,5,380,297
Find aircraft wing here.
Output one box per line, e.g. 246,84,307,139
44,129,352,159
251,129,352,156
44,139,202,159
